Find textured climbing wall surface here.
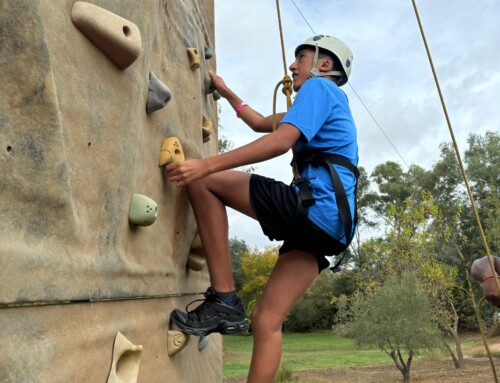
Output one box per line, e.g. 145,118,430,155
0,0,217,304
0,0,221,381
0,297,222,382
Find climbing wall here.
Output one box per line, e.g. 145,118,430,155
0,0,221,382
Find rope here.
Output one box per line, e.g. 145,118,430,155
411,1,499,380
411,0,497,290
273,0,293,131
476,297,499,383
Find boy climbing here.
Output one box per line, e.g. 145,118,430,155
166,35,359,383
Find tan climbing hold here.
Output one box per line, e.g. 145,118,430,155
187,233,205,271
167,330,190,356
71,1,141,69
187,253,205,271
186,47,200,70
202,116,212,143
107,331,143,383
158,137,185,167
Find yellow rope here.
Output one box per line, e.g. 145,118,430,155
411,1,499,380
477,297,499,383
410,1,497,291
273,0,293,131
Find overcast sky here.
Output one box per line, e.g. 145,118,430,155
212,0,500,249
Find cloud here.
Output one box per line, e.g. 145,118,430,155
214,0,500,248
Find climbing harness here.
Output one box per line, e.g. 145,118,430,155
291,152,359,272
273,0,358,271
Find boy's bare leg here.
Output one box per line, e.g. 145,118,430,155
247,250,319,383
186,170,256,292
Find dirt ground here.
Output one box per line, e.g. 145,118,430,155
224,335,500,383
225,359,498,383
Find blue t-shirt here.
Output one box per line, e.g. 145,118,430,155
280,77,358,242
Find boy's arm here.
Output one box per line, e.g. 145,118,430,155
471,256,500,281
209,71,286,133
166,123,300,186
471,256,500,307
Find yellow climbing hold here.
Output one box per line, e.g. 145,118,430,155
187,233,205,271
202,116,212,143
186,47,201,71
158,137,185,167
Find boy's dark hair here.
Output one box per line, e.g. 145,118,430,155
318,48,343,83
319,49,342,69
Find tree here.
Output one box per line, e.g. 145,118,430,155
229,237,249,292
337,272,442,383
285,270,341,332
356,192,465,368
429,132,499,328
239,247,278,319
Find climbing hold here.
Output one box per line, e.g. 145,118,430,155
187,254,205,271
128,194,158,226
204,76,215,94
158,137,185,167
202,116,212,143
186,47,201,70
204,47,213,60
71,1,141,69
107,332,143,383
167,330,190,356
212,90,221,101
198,335,210,351
187,234,205,271
146,72,172,115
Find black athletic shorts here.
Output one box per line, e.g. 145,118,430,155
249,174,346,272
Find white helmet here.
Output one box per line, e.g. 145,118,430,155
294,35,353,86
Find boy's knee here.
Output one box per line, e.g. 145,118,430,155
251,303,283,332
186,177,207,196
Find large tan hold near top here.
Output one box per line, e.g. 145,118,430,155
71,1,141,69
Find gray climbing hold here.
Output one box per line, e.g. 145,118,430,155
212,90,221,101
198,335,209,351
128,194,158,226
204,47,213,60
147,72,172,115
204,76,215,95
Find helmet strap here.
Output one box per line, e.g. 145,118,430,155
308,46,343,79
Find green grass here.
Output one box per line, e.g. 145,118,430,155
223,331,489,379
223,331,390,379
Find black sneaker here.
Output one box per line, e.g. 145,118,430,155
171,287,248,336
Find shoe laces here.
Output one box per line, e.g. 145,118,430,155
185,287,218,314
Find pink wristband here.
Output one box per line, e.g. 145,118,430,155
236,102,248,118
483,275,500,283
